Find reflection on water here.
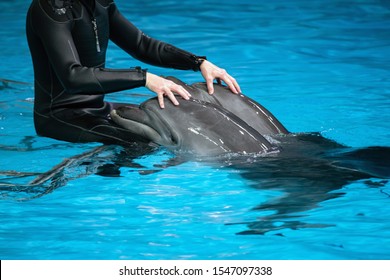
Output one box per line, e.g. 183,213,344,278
0,141,156,201
219,133,390,234
2,133,389,236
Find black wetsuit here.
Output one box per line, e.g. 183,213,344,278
26,0,204,145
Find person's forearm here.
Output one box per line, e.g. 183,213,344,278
63,66,147,95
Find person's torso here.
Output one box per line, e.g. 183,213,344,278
27,0,113,115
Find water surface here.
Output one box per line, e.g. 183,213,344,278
0,0,389,260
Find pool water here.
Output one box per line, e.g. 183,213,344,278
1,0,390,260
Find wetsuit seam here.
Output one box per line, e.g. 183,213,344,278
87,123,146,144
89,124,111,131
71,120,133,144
73,2,83,21
92,69,106,94
34,79,65,112
35,56,69,106
52,89,66,102
34,79,51,97
95,62,105,68
48,65,56,116
67,40,78,62
106,1,115,11
96,0,109,9
46,113,112,143
34,110,50,119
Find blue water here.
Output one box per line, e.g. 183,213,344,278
1,0,390,260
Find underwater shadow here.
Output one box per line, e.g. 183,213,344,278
222,133,390,235
1,134,389,237
0,138,157,201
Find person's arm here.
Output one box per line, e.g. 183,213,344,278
108,2,205,71
108,2,241,95
30,1,147,95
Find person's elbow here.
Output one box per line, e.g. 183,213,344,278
61,64,104,95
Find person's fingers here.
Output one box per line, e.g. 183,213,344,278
164,87,180,106
157,92,165,109
206,77,215,94
232,77,242,93
173,84,191,100
222,74,239,94
227,74,240,93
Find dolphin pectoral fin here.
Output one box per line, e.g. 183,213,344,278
110,108,162,143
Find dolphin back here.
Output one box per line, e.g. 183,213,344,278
166,77,289,135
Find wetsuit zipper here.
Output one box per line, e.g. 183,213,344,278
91,18,101,52
79,0,101,53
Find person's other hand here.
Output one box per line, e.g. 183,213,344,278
200,60,241,95
145,73,191,109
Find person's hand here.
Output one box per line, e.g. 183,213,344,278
145,73,191,109
200,60,241,95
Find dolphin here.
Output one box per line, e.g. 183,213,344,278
110,78,286,156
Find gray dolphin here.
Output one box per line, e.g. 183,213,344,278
110,78,285,156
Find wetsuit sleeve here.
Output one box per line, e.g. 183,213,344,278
108,2,204,71
29,2,146,95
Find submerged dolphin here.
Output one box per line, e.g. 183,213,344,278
110,77,287,156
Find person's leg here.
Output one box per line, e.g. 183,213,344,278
34,106,149,145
